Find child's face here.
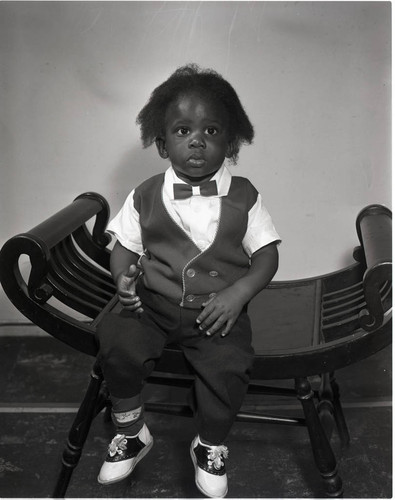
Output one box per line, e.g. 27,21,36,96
156,93,231,185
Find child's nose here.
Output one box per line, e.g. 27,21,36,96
189,133,206,148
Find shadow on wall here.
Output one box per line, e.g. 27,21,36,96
106,142,167,214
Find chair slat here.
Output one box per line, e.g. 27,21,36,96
323,293,365,316
323,280,363,301
46,272,103,318
48,257,109,310
323,282,391,320
63,237,115,293
52,245,113,302
323,305,365,326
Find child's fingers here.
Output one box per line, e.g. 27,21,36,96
204,316,226,336
124,264,139,279
123,305,144,313
201,295,216,308
118,272,138,295
196,298,216,325
198,309,227,335
119,292,141,306
196,308,216,330
220,319,233,337
118,290,138,302
120,298,141,308
121,298,144,312
118,289,136,297
205,316,235,337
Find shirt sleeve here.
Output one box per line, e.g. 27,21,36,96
242,194,281,257
106,189,144,255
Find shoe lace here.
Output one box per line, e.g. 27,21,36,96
108,434,128,457
206,445,229,471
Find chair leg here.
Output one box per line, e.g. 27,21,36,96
316,373,350,448
53,362,107,498
318,373,336,440
295,377,343,498
329,373,350,448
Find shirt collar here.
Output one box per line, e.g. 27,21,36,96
164,165,232,200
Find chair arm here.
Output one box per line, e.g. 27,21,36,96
1,192,112,303
356,204,392,331
0,192,114,356
27,192,111,250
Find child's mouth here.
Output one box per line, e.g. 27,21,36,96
187,156,206,167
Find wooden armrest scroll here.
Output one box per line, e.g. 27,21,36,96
73,193,112,248
0,192,111,305
1,233,51,305
356,204,392,331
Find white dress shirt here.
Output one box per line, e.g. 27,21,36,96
107,165,280,257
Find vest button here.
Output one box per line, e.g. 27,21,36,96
209,270,219,277
186,294,195,302
186,268,196,278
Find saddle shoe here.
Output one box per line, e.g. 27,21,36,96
190,435,229,498
98,424,153,485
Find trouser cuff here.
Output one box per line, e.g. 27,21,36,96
110,394,145,435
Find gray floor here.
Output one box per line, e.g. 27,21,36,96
0,325,392,498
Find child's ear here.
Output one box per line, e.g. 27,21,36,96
225,142,236,159
155,138,169,159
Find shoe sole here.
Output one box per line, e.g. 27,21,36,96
190,441,228,498
98,437,154,485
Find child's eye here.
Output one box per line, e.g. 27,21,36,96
205,127,218,136
176,127,190,136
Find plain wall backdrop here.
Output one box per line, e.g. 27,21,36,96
0,1,391,321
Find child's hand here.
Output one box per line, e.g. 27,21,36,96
116,265,144,313
196,286,245,337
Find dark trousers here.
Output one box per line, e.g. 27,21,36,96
96,285,254,444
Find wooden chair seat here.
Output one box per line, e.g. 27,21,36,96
0,192,391,498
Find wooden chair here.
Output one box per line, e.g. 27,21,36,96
0,192,391,498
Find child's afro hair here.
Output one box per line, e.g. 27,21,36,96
136,64,254,164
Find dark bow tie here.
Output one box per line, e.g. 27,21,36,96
173,180,218,200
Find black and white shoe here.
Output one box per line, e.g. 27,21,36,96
190,435,229,498
98,424,153,485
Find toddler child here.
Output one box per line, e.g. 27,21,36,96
96,64,281,498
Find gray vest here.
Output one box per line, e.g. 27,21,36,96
134,173,258,309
